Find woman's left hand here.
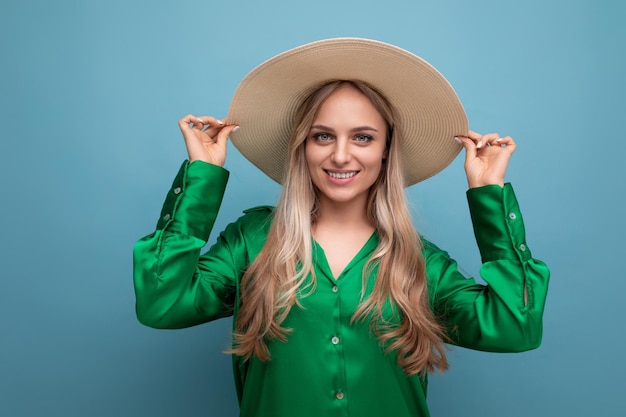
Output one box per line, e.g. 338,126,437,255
456,130,516,188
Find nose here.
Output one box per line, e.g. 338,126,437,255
331,138,350,165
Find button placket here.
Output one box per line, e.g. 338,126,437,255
330,279,347,408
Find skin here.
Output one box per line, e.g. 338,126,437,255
177,114,237,167
178,86,516,276
305,85,388,222
304,85,389,276
178,109,515,191
455,131,516,188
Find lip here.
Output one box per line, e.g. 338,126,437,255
324,169,359,185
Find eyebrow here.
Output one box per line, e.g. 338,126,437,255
310,124,379,133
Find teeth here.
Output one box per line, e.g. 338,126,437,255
328,171,357,179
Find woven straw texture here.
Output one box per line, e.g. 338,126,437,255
227,38,468,185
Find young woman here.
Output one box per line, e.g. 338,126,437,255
133,38,549,417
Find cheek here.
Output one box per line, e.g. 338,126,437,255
305,143,325,167
304,146,314,170
304,146,320,181
372,159,384,176
364,149,386,170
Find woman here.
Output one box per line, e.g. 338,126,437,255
134,38,549,417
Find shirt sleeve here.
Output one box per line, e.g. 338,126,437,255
427,183,550,352
133,160,245,329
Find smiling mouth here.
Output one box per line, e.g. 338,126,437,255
325,170,359,179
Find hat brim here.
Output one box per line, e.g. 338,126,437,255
227,38,468,186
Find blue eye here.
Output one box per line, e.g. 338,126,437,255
355,134,373,143
313,133,332,142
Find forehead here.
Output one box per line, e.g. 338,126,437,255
314,84,385,123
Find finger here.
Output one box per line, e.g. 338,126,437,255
191,115,207,130
458,130,493,149
180,115,223,131
178,114,209,132
215,124,239,149
203,121,230,138
455,135,477,160
197,115,225,128
178,114,197,131
198,116,226,137
202,124,223,137
465,130,483,140
477,132,499,149
494,135,516,153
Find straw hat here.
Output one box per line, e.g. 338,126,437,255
227,37,467,186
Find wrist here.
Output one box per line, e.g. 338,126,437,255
468,180,504,189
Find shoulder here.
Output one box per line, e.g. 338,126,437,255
420,236,448,259
215,206,274,257
240,205,274,225
242,205,275,215
224,205,275,238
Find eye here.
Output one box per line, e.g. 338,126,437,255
313,132,333,142
354,134,373,143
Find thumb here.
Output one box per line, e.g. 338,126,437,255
455,136,477,161
216,124,239,149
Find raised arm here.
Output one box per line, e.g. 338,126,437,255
428,132,549,351
132,115,242,328
427,184,549,351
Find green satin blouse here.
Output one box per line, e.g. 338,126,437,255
133,160,549,417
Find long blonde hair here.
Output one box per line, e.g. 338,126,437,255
230,80,448,375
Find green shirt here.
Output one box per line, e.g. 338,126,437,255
133,161,550,417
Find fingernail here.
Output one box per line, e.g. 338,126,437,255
454,137,462,145
232,125,240,133
476,140,483,148
218,120,224,125
496,138,502,142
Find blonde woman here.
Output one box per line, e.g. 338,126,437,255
134,39,549,417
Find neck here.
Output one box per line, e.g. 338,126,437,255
313,194,372,231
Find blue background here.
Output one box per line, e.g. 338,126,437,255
1,0,624,416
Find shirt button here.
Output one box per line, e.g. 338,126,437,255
173,187,182,195
336,391,345,400
508,212,517,220
331,336,340,345
519,243,527,251
332,286,338,293
163,214,171,221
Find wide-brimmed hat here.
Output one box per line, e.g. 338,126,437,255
227,37,467,186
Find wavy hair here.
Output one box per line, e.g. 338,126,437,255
229,80,448,375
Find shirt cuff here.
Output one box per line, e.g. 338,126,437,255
466,183,531,263
156,160,229,241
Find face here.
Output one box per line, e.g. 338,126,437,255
305,84,388,209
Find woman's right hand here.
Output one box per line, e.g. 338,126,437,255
178,114,238,167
